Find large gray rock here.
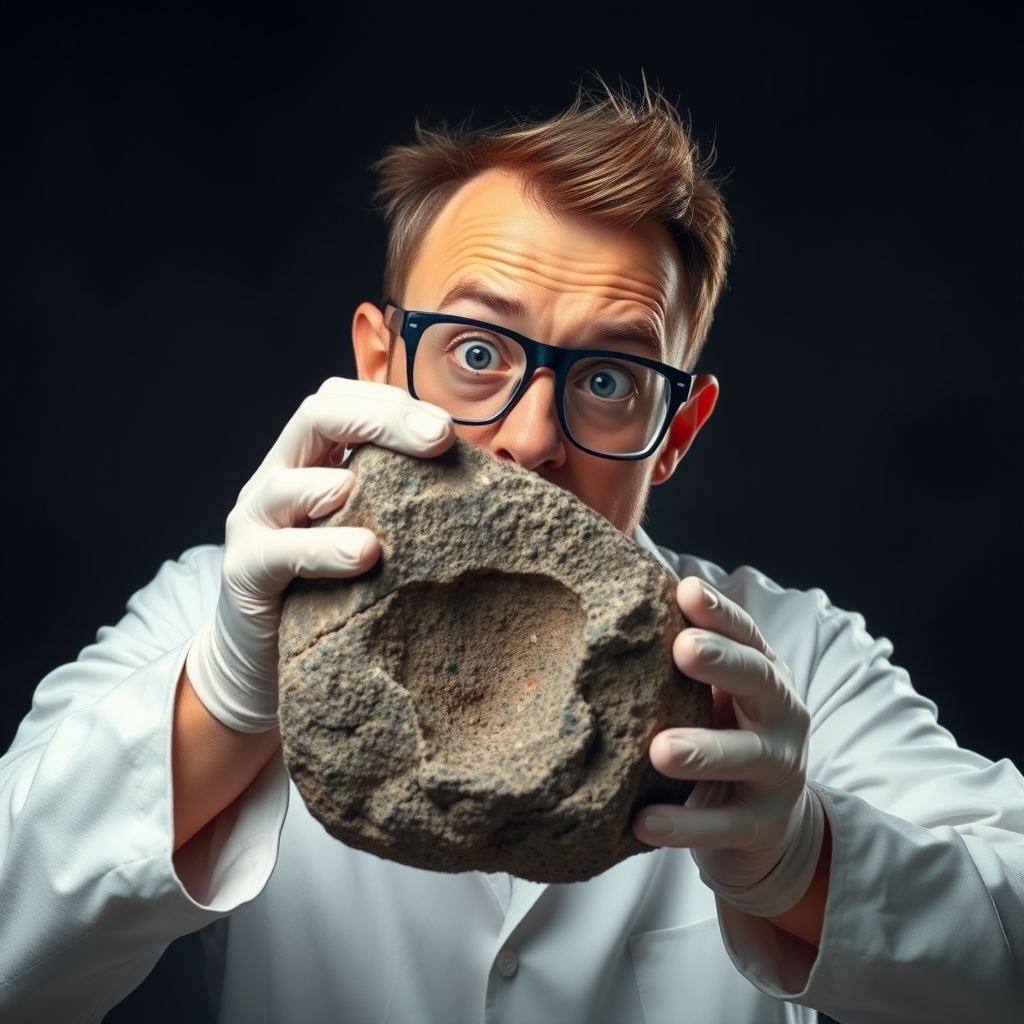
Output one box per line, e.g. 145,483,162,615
277,438,711,883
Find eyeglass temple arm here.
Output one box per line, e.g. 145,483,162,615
382,304,405,336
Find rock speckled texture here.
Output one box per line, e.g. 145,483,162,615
278,438,711,883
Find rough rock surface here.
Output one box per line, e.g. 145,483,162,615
277,438,711,883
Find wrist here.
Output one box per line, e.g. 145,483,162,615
698,787,826,918
185,620,280,733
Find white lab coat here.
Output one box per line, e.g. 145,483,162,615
1,529,1022,1023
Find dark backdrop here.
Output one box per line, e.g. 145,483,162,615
1,3,1021,1021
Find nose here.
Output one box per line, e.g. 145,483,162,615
488,370,567,474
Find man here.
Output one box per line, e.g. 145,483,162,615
2,87,1022,1023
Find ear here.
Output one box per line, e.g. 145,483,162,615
650,374,719,485
351,302,390,383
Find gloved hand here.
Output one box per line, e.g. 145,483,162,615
185,377,454,733
633,576,825,918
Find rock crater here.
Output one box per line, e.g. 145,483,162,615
277,438,711,883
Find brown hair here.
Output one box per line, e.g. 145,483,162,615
373,83,731,368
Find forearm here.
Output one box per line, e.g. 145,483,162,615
764,815,831,948
171,668,282,851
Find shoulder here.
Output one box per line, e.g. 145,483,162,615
635,526,837,631
5,545,227,755
116,544,224,630
82,544,226,666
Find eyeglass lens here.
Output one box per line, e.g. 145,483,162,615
411,321,671,456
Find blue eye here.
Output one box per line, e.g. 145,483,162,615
454,339,500,371
584,366,634,399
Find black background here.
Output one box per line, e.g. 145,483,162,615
1,2,1021,1021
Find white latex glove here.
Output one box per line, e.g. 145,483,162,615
633,576,825,918
185,377,454,732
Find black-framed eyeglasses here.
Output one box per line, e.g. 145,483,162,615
383,305,694,461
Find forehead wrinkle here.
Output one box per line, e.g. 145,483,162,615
439,212,672,289
440,260,671,341
441,245,671,307
442,218,670,284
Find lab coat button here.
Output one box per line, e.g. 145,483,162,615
496,948,519,978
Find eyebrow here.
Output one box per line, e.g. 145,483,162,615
438,282,529,323
436,282,665,357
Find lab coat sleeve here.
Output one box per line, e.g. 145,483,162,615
0,546,289,1023
685,563,1024,1024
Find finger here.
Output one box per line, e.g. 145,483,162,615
648,727,773,782
676,577,775,660
248,525,381,589
231,467,358,531
271,382,453,471
673,630,786,723
632,800,758,850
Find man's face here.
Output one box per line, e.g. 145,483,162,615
354,169,715,534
